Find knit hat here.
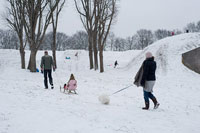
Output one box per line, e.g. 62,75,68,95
145,52,153,58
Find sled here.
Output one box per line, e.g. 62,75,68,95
60,86,78,95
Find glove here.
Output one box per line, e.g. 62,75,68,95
41,68,43,73
53,66,56,72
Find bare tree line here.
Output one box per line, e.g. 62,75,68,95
0,29,89,51
1,19,200,52
1,0,200,73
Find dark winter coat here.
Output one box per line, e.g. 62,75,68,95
141,57,156,86
114,61,118,66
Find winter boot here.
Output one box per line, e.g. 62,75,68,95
151,97,160,109
142,102,149,110
51,84,54,89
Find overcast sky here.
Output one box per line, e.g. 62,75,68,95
0,0,200,38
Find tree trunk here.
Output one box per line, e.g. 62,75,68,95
28,50,37,72
52,30,57,68
19,38,25,69
94,48,98,70
99,47,104,73
53,50,57,68
88,35,93,69
93,35,98,70
20,50,25,69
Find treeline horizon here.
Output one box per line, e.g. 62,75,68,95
0,20,200,51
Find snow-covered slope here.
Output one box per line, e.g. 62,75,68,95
0,33,200,133
126,33,200,75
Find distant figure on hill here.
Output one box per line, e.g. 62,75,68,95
75,52,78,57
186,30,189,33
134,52,160,110
114,60,118,68
40,51,55,89
171,32,175,36
64,74,77,94
75,52,78,60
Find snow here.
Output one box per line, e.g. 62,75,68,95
1,33,200,133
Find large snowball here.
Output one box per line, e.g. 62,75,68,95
98,94,110,105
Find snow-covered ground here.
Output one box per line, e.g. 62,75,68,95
1,33,200,133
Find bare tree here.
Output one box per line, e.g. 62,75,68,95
74,0,118,72
23,0,59,72
96,0,118,72
106,32,115,51
56,32,69,50
74,0,96,70
126,36,134,50
114,37,126,51
136,29,153,50
50,0,65,68
72,31,88,50
5,0,27,69
0,30,19,49
154,29,171,41
184,22,197,33
196,21,200,32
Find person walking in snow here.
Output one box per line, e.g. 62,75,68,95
40,51,55,89
64,74,77,94
140,52,160,110
114,60,118,68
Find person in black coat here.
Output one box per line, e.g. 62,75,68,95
141,52,160,110
114,60,118,68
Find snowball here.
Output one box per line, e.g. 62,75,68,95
98,94,110,105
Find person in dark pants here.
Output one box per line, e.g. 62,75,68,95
114,60,118,68
40,51,55,89
141,52,160,110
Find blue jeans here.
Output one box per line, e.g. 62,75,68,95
143,90,156,103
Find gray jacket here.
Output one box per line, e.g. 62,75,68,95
40,55,54,70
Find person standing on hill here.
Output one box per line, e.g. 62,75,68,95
40,51,55,89
140,52,160,110
114,60,118,68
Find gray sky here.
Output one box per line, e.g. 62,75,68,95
1,0,200,38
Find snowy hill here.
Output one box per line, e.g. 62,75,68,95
1,33,200,133
126,33,200,75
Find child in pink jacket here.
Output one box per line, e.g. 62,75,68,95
64,74,77,94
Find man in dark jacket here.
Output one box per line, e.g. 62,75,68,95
141,52,160,110
40,51,55,89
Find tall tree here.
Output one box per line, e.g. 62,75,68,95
50,0,65,68
23,0,59,72
5,0,26,69
74,0,96,70
96,0,118,72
